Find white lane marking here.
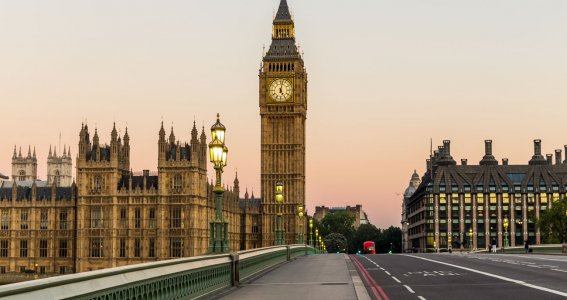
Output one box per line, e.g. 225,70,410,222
380,268,385,270
552,269,567,273
403,255,567,298
495,254,567,263
385,271,391,275
418,296,426,300
403,285,415,293
391,276,401,283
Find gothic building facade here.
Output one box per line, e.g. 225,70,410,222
406,139,567,252
260,0,307,246
47,146,73,187
11,146,38,182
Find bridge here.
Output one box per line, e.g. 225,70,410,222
0,245,566,299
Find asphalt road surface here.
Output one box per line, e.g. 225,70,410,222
351,253,567,300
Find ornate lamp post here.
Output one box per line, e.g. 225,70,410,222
208,114,229,253
448,235,452,252
297,206,304,244
309,218,313,246
504,217,509,249
275,181,284,245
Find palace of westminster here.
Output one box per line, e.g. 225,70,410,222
0,0,306,277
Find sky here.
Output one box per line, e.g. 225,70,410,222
0,0,566,229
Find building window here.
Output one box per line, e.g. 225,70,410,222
170,206,181,228
173,174,183,191
134,208,141,229
20,240,28,257
149,208,156,229
93,175,102,192
149,238,155,257
39,266,46,274
18,170,25,181
0,240,8,257
59,266,66,274
40,209,48,230
134,238,141,257
20,210,29,230
59,239,68,257
1,210,9,230
20,266,26,273
90,238,103,257
59,210,68,230
39,239,48,257
55,170,61,186
120,208,127,228
170,238,182,257
0,266,6,274
119,238,126,258
91,207,103,228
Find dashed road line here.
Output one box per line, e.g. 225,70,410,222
403,255,567,298
403,285,415,293
385,271,391,275
391,276,401,283
418,296,426,300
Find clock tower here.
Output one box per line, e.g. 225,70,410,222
260,0,307,246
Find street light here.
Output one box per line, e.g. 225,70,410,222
309,218,313,247
208,113,229,253
297,206,304,244
448,235,452,252
315,228,319,252
275,181,284,245
469,228,473,252
504,217,509,249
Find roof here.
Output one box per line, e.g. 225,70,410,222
0,173,8,180
1,180,48,188
118,175,159,190
274,0,292,23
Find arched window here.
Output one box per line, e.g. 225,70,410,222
94,175,102,192
174,174,183,191
18,170,25,182
55,170,61,186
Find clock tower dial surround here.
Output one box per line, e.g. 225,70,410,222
259,0,307,247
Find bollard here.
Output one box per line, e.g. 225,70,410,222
230,252,240,286
286,245,291,261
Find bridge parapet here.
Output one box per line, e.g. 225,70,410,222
0,244,316,300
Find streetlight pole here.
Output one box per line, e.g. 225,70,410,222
275,182,284,245
208,114,229,253
309,218,313,247
504,217,509,252
315,228,319,253
297,206,304,244
469,228,473,252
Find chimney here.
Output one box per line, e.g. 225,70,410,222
564,145,567,163
546,154,553,165
534,139,542,156
426,159,431,171
529,139,546,165
485,140,493,156
502,158,509,165
461,159,467,166
480,140,498,165
443,140,451,157
555,149,562,165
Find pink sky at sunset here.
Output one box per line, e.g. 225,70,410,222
0,0,566,229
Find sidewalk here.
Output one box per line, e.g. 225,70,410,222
218,254,367,300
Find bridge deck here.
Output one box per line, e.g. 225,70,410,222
219,254,365,300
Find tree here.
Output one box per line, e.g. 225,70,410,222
324,233,348,253
538,196,567,245
320,211,355,238
380,226,402,253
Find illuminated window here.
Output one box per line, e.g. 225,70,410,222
477,194,484,204
540,193,548,204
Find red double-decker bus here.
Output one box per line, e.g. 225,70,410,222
363,241,376,254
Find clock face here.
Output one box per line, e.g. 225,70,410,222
269,79,293,102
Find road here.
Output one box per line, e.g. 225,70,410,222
351,253,567,300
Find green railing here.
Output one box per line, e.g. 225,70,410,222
0,244,317,300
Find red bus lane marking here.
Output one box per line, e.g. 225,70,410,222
351,256,382,300
352,256,390,300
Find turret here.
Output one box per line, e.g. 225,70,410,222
158,121,167,160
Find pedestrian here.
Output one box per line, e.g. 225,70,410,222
491,239,497,253
524,240,529,254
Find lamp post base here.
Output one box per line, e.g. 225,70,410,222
209,221,229,254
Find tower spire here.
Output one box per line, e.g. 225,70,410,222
274,0,292,22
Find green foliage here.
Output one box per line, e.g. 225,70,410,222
324,233,347,253
320,211,356,238
351,224,380,252
538,196,567,244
